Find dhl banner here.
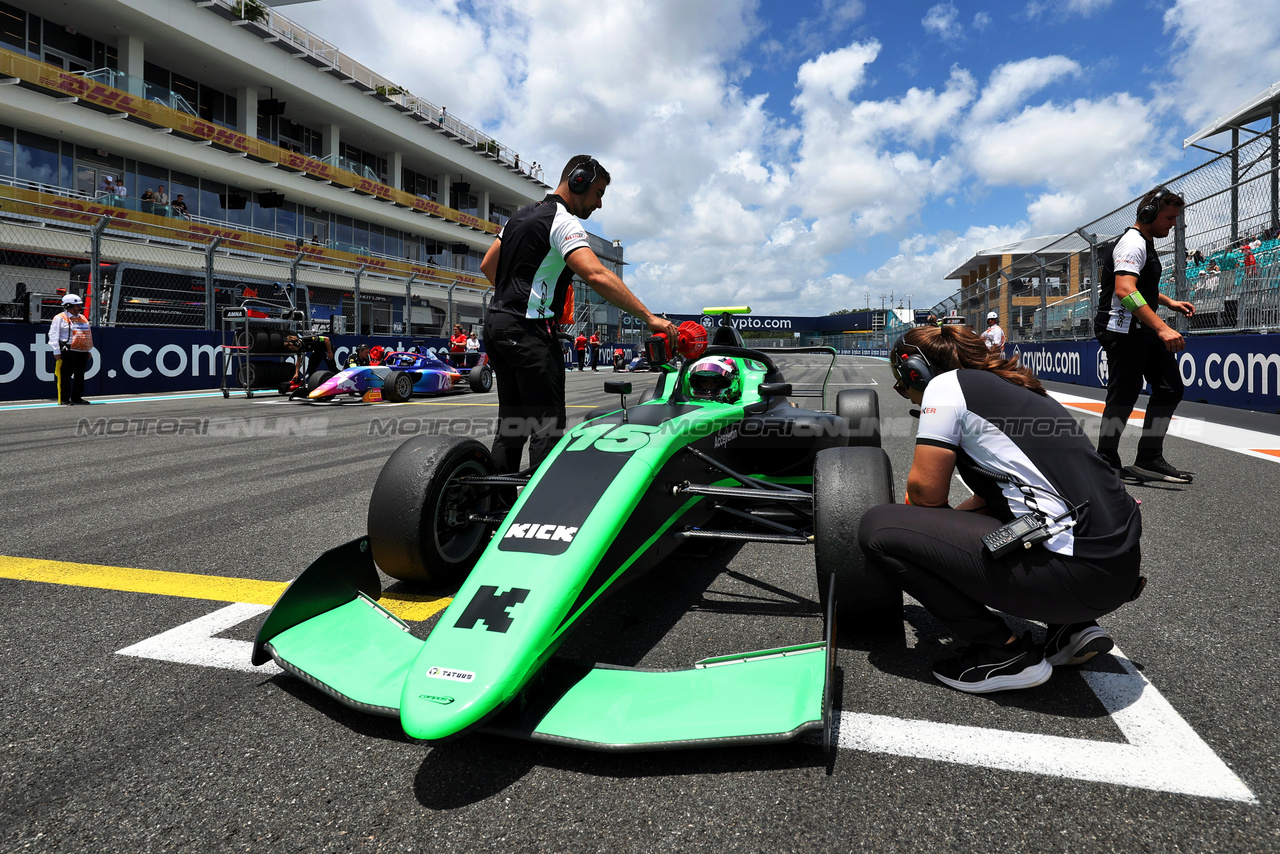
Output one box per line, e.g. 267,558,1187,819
0,48,498,237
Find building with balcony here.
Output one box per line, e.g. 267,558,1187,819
0,0,559,334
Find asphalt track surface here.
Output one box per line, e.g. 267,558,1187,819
2,354,1278,853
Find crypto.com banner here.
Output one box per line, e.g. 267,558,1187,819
0,325,451,401
1009,334,1280,412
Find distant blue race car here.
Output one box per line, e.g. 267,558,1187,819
304,349,493,402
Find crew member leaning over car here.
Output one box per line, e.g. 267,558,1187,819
284,333,337,383
480,155,677,480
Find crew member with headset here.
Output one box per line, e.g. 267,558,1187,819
480,155,677,479
858,324,1144,694
48,293,94,405
1095,185,1196,483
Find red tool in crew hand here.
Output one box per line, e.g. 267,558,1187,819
647,321,708,365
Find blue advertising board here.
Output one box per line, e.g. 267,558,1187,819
1008,335,1280,412
0,324,454,401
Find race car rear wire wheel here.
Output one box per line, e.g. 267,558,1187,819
835,389,881,448
813,446,902,640
368,435,496,585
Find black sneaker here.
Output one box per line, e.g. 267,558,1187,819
931,632,1052,694
1045,621,1113,666
1130,455,1193,483
1098,450,1123,470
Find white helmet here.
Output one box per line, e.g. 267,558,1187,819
62,294,83,307
986,311,998,320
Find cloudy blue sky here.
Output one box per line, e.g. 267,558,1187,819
286,0,1280,315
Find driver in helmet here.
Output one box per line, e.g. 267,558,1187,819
48,293,94,405
684,355,741,403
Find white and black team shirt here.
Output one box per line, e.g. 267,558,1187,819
488,194,591,321
1095,227,1162,334
916,369,1141,559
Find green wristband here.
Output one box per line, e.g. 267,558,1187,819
1120,291,1148,313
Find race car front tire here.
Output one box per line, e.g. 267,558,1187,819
368,435,497,585
813,446,901,640
835,389,880,448
468,364,493,393
383,370,415,402
307,370,335,392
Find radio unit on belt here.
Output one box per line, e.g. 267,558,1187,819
982,515,1052,558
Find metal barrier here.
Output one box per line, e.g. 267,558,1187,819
0,195,490,334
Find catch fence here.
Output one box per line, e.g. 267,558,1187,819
931,127,1280,343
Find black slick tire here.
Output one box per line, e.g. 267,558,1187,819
307,370,335,392
383,371,414,402
468,364,493,393
368,435,496,585
813,446,901,639
835,389,880,448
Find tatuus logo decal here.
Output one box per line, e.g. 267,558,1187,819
425,667,475,683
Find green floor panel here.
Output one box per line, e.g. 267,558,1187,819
267,596,423,716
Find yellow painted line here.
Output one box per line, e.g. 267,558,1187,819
0,556,451,622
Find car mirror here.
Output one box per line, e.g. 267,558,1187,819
758,382,791,398
604,380,632,419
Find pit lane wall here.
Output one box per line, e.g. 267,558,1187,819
1007,335,1280,412
0,325,458,401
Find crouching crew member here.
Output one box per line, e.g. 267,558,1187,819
49,293,94,405
858,324,1144,694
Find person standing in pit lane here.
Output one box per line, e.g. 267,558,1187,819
48,293,94,405
858,323,1144,694
980,311,1005,352
589,330,601,371
1095,186,1196,483
480,155,677,479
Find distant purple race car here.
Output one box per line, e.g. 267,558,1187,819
304,350,493,402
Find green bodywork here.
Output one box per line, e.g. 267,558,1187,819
255,353,832,750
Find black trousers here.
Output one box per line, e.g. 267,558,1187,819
576,348,586,370
858,505,1140,646
1096,325,1184,459
483,312,565,474
56,350,89,403
590,345,599,369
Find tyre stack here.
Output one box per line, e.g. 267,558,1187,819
235,326,293,388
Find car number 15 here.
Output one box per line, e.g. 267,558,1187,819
564,423,661,453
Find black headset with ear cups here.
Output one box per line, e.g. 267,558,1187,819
893,342,936,392
566,158,600,195
1136,186,1169,225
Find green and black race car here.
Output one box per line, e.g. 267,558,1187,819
252,309,899,751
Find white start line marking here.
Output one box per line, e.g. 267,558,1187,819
121,604,1256,803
